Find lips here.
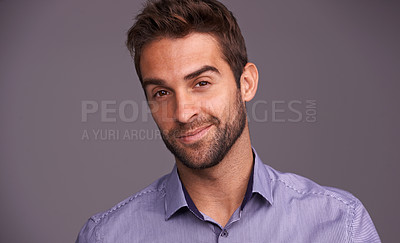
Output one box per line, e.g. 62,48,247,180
176,124,213,144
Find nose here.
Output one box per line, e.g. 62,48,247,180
174,91,198,123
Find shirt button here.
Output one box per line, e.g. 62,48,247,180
220,229,229,237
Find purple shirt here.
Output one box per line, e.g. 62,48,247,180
76,149,380,242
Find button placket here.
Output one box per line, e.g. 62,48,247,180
220,229,228,238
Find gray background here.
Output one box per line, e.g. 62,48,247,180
1,0,399,242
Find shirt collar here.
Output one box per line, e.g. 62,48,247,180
252,148,274,205
164,165,188,220
164,148,273,220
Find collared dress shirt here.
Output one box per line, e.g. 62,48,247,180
76,149,380,242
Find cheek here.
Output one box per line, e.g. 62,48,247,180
149,101,175,127
224,91,243,121
202,93,233,119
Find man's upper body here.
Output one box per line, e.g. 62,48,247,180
77,0,380,242
76,149,380,243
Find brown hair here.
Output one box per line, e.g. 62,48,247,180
126,0,248,88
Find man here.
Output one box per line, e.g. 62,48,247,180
77,0,380,242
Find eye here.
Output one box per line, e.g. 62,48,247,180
154,90,169,97
195,81,210,87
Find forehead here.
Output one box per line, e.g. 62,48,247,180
140,33,226,80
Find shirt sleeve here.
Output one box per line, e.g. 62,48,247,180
351,200,381,243
75,218,99,243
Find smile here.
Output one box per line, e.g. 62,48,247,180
176,125,213,144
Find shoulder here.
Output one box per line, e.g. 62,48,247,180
76,174,169,243
91,174,168,224
265,163,359,208
263,164,380,242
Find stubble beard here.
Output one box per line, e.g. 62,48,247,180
159,91,247,170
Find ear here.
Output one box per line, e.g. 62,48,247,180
240,63,259,102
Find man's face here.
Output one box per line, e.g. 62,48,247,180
140,33,247,169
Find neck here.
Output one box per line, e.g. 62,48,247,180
176,126,253,227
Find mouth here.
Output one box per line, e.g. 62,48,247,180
176,125,213,144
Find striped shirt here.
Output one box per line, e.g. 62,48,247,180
76,149,380,242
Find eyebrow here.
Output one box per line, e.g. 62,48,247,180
142,78,165,89
142,65,220,89
184,65,220,80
